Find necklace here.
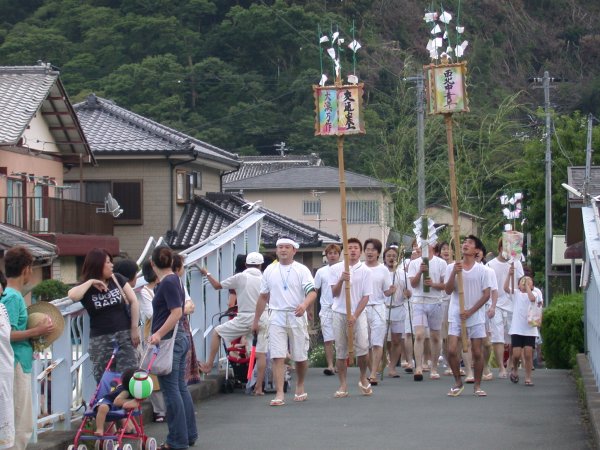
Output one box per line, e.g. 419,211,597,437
279,263,293,290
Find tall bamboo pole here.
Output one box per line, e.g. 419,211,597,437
444,113,468,349
337,134,354,359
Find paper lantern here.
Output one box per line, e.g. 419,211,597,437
129,370,153,400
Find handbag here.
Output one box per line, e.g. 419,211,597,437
527,302,543,328
140,322,179,376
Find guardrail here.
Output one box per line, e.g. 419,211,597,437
31,208,264,441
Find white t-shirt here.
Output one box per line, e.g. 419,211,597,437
509,289,542,337
486,257,524,311
366,263,392,305
407,255,447,303
446,262,492,327
314,265,334,308
483,263,498,306
260,261,315,311
388,267,409,307
139,285,155,323
220,268,262,314
329,261,373,314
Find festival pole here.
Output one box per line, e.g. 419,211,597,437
422,7,470,348
314,25,365,362
380,256,398,380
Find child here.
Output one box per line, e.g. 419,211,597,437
506,274,542,386
94,367,138,436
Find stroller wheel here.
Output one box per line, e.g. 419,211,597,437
67,445,75,450
144,438,157,450
103,440,116,450
78,445,88,450
95,440,102,450
123,444,133,450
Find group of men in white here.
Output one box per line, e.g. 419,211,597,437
200,233,541,405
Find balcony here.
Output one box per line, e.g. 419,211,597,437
0,196,113,235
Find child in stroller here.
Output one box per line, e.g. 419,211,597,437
94,367,137,436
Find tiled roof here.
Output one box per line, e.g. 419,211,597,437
0,64,93,163
169,192,340,249
74,94,239,168
223,154,323,183
0,223,57,264
223,166,394,191
567,166,600,202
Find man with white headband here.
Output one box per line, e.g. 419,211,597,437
199,252,268,395
253,237,316,406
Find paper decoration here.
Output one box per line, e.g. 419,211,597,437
412,216,439,250
320,35,329,44
500,193,523,219
424,62,470,115
348,74,358,84
423,9,467,61
348,40,362,52
439,11,453,23
319,74,328,86
313,84,365,136
502,230,524,261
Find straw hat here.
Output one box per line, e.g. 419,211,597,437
27,302,65,351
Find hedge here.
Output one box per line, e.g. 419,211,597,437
541,293,584,369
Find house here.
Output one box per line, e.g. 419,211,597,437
169,192,340,271
0,63,113,285
223,160,395,247
423,203,484,237
72,94,241,259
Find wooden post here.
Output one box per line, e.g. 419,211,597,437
337,134,354,359
444,113,468,349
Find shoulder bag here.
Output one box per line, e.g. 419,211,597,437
140,321,178,376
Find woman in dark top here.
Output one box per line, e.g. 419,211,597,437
67,248,140,383
149,246,197,450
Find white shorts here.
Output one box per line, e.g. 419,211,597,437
333,311,369,359
319,305,335,342
448,322,486,339
490,309,512,344
215,312,268,353
387,305,406,335
411,302,443,331
366,304,387,347
268,310,309,361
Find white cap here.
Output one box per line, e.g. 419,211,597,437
246,252,264,265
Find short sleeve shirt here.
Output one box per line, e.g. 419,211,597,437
220,268,262,314
329,261,373,314
80,273,130,337
314,265,334,308
152,274,185,333
0,287,32,373
486,258,524,311
407,256,447,303
260,261,315,310
446,262,491,327
367,264,392,305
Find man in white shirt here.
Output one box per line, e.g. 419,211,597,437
314,244,341,376
253,238,316,406
200,252,268,395
363,238,395,385
486,238,524,379
407,244,447,380
329,238,373,398
445,235,491,397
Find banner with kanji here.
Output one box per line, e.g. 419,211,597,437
313,84,365,136
424,62,469,115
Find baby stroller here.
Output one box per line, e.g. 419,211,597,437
245,349,290,395
70,344,157,450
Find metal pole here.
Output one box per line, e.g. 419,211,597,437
543,71,552,306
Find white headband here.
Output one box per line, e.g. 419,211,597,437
276,238,299,249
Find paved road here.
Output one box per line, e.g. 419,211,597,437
143,367,593,450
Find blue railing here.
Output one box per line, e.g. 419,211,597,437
583,203,600,388
32,208,264,441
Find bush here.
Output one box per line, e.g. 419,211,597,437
32,279,70,302
308,344,327,368
541,293,584,369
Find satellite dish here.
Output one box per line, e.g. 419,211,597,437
106,193,123,218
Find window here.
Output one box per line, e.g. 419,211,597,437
303,199,321,216
346,200,379,224
176,170,194,203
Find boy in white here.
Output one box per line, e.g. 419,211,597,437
329,238,373,397
200,252,268,395
364,238,396,385
445,235,491,397
253,238,316,406
486,238,524,378
314,244,341,376
407,244,447,380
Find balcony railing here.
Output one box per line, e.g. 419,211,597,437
0,196,113,235
31,208,264,442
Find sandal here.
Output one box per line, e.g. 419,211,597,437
525,380,534,387
294,393,308,402
323,368,334,376
153,413,166,423
368,377,379,386
269,398,285,406
447,385,464,397
482,373,493,381
334,390,349,398
358,381,373,396
473,389,487,397
158,444,171,450
465,377,475,384
510,373,519,384
413,372,423,382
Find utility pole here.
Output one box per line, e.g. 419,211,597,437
530,71,563,305
405,75,426,214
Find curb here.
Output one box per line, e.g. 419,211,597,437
28,374,224,450
576,353,600,448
